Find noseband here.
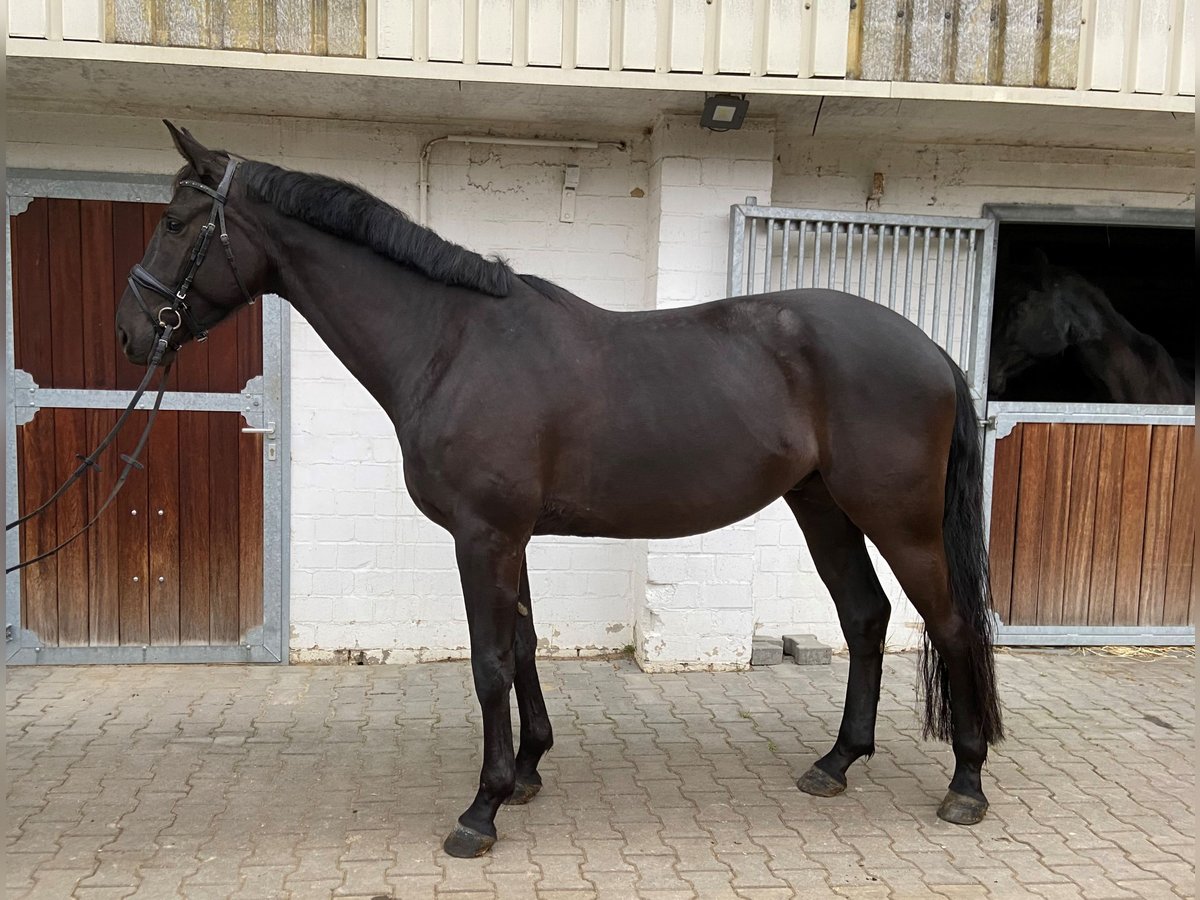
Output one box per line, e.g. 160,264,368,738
127,156,256,343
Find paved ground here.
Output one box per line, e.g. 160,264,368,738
6,649,1195,899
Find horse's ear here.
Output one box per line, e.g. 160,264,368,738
164,120,222,182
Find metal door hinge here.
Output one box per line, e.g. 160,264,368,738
6,624,13,642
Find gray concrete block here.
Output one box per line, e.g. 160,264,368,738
751,637,783,666
782,634,831,666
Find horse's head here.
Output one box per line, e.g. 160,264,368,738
116,121,268,364
988,249,1105,397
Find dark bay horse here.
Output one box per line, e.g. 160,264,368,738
116,122,1002,858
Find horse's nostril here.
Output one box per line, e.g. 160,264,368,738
118,327,130,351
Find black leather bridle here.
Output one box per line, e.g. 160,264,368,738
127,156,256,343
6,157,255,574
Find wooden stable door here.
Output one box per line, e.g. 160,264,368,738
10,197,266,652
989,422,1195,630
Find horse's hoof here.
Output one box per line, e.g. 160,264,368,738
937,790,988,825
442,823,496,858
796,765,846,798
504,780,542,805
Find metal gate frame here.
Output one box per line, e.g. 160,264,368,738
5,170,291,664
980,203,1195,646
728,200,1195,647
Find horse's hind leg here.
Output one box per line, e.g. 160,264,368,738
785,479,891,797
506,559,553,805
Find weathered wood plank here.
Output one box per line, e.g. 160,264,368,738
859,0,904,80
1035,423,1075,626
214,0,264,50
999,0,1043,85
1061,424,1100,625
1138,426,1179,625
1046,0,1081,87
987,426,1023,623
272,0,316,53
952,0,1000,84
87,409,121,645
327,0,365,56
117,410,150,645
1113,425,1151,624
1086,426,1125,626
20,414,60,646
1163,427,1194,625
1010,422,1050,626
113,0,153,43
148,411,182,645
907,0,951,82
162,0,209,48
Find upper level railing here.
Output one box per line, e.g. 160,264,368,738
8,0,1195,103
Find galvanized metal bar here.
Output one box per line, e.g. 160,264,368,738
932,227,946,346
858,224,870,297
949,229,962,358
15,384,262,417
962,229,979,376
796,221,808,288
812,223,823,288
982,203,1192,229
967,225,993,412
902,227,916,319
746,215,758,297
779,220,791,293
737,203,993,231
917,226,931,334
994,625,1195,647
887,226,901,311
827,223,839,289
874,224,885,302
762,218,775,293
727,205,747,297
844,223,856,293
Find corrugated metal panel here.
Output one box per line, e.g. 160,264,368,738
110,0,365,54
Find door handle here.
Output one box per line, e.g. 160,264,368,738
241,422,275,436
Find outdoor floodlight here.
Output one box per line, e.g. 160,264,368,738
700,94,749,132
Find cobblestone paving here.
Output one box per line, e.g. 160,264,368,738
6,649,1195,899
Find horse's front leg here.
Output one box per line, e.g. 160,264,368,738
442,524,527,859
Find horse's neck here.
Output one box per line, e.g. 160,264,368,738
1073,316,1185,404
263,217,461,423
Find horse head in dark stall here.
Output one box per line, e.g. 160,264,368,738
988,249,1191,404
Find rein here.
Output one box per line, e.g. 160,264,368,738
6,157,252,575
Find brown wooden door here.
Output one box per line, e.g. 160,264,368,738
989,421,1195,629
11,197,266,651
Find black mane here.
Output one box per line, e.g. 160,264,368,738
239,161,513,297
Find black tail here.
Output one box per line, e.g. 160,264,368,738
921,353,1003,745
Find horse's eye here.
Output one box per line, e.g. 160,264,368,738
165,218,184,234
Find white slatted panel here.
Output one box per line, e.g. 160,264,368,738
478,0,514,63
622,0,657,70
377,0,415,58
9,0,50,37
766,0,804,76
670,0,706,72
62,0,103,40
999,0,1040,85
1135,0,1172,92
528,0,563,66
1086,0,1131,90
575,0,611,68
811,0,851,76
718,0,755,73
1177,0,1196,95
428,0,464,61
